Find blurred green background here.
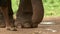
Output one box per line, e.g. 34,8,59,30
11,0,60,17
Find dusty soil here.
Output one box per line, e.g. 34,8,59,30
0,16,60,34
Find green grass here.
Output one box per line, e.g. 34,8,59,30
11,0,20,15
43,0,60,17
12,0,60,17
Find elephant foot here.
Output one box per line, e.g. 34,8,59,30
21,23,32,28
0,22,6,28
0,25,6,28
21,23,38,28
6,27,17,31
31,23,38,28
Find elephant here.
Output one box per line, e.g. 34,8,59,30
16,0,44,28
0,0,17,31
0,0,44,31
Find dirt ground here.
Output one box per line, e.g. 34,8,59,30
0,16,60,34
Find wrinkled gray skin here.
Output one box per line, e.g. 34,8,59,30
0,0,17,31
0,9,5,28
0,4,14,28
16,0,44,28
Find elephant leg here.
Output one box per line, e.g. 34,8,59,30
31,0,44,28
1,7,11,28
0,7,15,28
0,0,17,31
1,7,17,31
16,0,33,28
0,6,15,28
0,7,5,28
0,6,16,30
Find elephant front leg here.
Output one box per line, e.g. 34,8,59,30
0,7,6,28
1,7,17,31
31,0,44,28
16,0,33,28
